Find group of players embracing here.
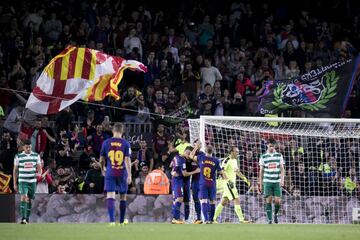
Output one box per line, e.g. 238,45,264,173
170,140,251,224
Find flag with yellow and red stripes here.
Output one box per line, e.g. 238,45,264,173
0,172,11,193
26,46,147,114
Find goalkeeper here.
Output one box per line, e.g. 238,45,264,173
213,146,250,223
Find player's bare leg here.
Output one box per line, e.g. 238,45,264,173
274,197,281,224
106,192,116,226
266,196,273,224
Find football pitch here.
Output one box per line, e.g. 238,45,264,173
1,223,359,240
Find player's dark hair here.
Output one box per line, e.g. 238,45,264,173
268,138,276,145
23,139,31,145
155,162,165,170
205,145,213,155
112,122,125,133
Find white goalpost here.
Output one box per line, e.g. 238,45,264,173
188,116,360,224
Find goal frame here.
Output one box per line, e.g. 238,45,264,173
199,116,360,144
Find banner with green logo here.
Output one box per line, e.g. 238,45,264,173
258,57,360,117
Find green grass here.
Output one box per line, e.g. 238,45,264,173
0,223,359,240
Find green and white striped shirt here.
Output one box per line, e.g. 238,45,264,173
259,152,284,183
14,151,41,183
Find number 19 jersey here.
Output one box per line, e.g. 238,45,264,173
100,137,131,177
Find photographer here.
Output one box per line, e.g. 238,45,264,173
230,92,246,116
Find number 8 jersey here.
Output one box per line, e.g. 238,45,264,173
197,152,222,187
100,137,131,177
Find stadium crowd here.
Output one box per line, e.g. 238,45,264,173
0,0,359,195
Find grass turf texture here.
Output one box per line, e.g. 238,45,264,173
1,223,359,240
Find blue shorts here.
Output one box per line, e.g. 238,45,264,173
183,178,191,203
105,175,128,194
199,184,216,201
172,177,184,199
191,179,200,201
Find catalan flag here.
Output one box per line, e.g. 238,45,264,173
26,46,147,114
0,173,11,193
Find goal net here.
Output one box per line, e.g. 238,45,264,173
188,116,360,224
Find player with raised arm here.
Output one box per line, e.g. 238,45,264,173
258,138,285,224
171,146,200,224
190,142,226,224
13,139,42,224
100,123,132,226
213,146,251,223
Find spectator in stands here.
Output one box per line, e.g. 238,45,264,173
272,56,287,80
178,92,190,109
152,123,168,161
79,145,96,173
285,60,300,79
121,86,139,122
291,162,311,196
0,131,17,175
55,143,73,168
137,140,154,172
165,90,178,113
181,63,201,100
173,54,186,86
222,89,232,116
230,92,246,116
36,159,53,193
235,73,256,97
22,119,47,158
137,94,151,123
88,124,108,156
342,167,358,196
41,117,56,162
55,107,74,132
198,83,214,108
213,91,224,116
124,28,143,59
200,58,222,88
84,160,103,193
198,100,213,116
135,162,149,194
3,104,23,135
144,51,159,84
54,166,77,194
